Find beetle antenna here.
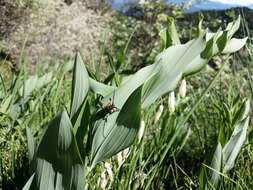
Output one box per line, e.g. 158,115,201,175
112,90,115,104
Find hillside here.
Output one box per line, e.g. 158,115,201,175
0,0,113,65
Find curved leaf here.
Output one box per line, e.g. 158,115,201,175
142,35,207,108
89,77,115,97
26,109,85,190
90,86,143,167
209,142,222,189
222,37,248,54
159,17,180,50
201,16,246,59
26,127,35,165
223,117,249,173
70,53,89,120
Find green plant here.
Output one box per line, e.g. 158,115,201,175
199,98,250,189
0,57,73,189
22,16,247,189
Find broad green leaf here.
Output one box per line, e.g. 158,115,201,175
217,16,240,52
89,62,159,167
90,86,142,167
98,63,159,108
222,99,250,173
159,17,180,50
200,99,250,188
208,142,222,189
167,17,181,45
201,30,222,59
201,16,245,59
142,35,207,108
89,78,115,97
222,37,248,54
74,101,90,160
217,31,229,52
26,127,35,165
223,116,249,173
70,53,89,120
26,109,85,190
73,100,90,135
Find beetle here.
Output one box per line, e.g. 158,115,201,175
102,97,120,115
96,91,120,121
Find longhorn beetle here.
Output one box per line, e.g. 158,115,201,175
96,91,120,121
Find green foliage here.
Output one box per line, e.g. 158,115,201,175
1,9,251,189
0,60,72,189
23,110,85,190
199,99,250,189
18,16,248,190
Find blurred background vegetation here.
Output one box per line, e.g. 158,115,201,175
1,0,253,189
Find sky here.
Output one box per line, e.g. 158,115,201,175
110,0,253,12
170,0,253,5
169,0,253,11
188,0,253,12
209,0,253,6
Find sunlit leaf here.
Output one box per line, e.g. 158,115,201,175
25,109,85,190
223,117,249,172
90,86,143,167
89,78,115,97
208,142,222,189
159,17,180,50
142,35,207,108
222,37,248,54
26,127,35,165
70,53,89,120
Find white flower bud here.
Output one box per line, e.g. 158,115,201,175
116,152,123,167
154,104,164,123
122,147,130,159
179,79,187,98
138,120,145,143
105,162,114,181
168,91,176,112
116,147,130,167
99,171,107,190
